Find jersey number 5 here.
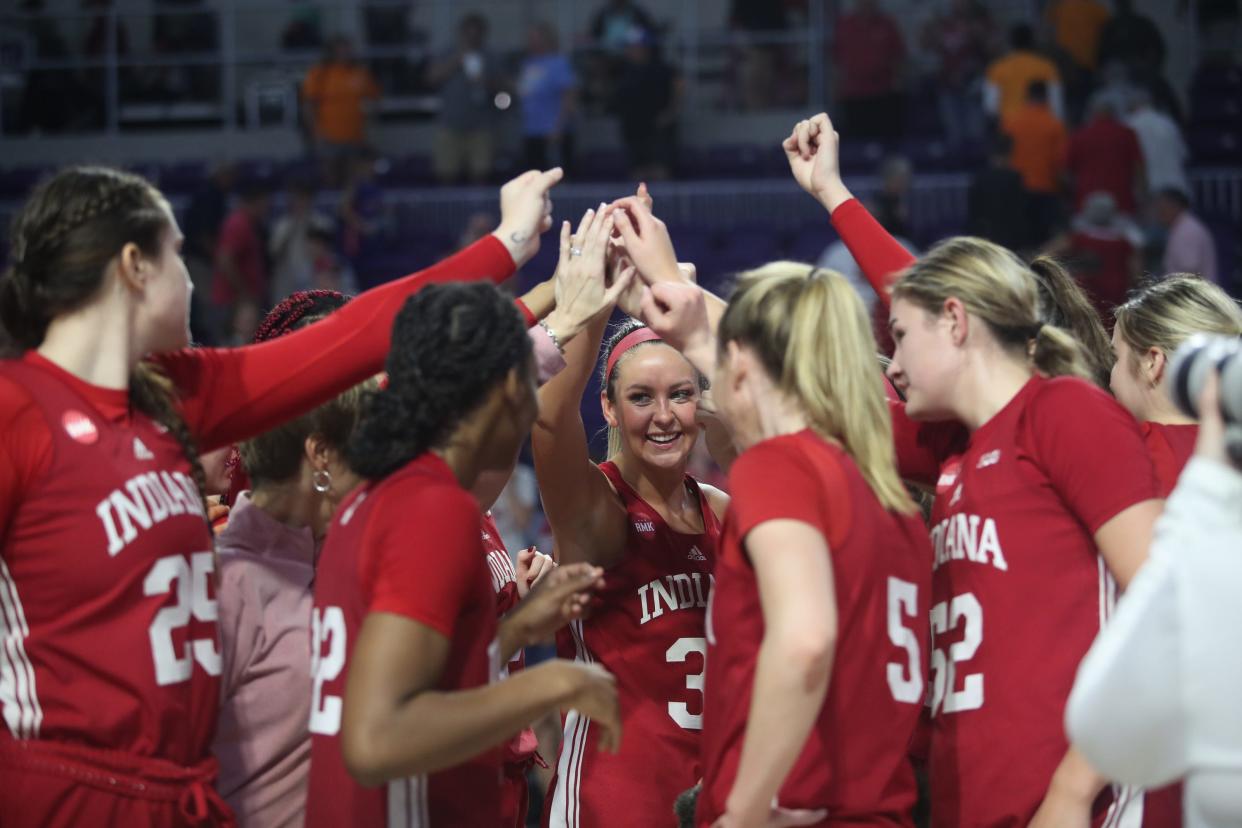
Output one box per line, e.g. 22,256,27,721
309,606,347,735
886,577,924,704
145,552,221,686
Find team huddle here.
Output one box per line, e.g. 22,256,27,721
1,111,1240,828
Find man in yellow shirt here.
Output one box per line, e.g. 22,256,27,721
984,24,1062,122
1001,80,1068,247
1045,0,1111,71
302,37,381,185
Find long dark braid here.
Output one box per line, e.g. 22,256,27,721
0,166,211,531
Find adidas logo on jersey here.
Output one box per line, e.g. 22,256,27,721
687,545,706,561
133,437,155,461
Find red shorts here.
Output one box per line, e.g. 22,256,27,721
0,738,236,828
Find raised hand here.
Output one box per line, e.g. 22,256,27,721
637,281,714,367
515,547,556,599
507,561,605,648
542,205,635,344
612,197,682,287
782,113,852,213
492,167,564,267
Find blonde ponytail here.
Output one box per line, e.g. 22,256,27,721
721,262,915,515
891,237,1092,381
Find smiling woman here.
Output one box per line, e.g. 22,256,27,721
531,264,729,826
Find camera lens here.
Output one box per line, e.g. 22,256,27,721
1168,334,1242,423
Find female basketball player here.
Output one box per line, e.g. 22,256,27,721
531,213,729,826
0,164,561,826
1111,274,1242,495
784,114,1164,827
634,261,932,827
304,282,623,827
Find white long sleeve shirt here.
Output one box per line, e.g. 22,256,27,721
1067,457,1242,827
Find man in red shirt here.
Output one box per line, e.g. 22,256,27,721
211,179,271,343
832,0,907,140
1066,98,1144,214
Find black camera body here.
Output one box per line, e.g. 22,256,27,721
1168,334,1242,464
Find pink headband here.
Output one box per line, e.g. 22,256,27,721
605,327,662,384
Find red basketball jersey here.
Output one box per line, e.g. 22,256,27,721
0,356,219,763
1142,421,1197,499
306,453,501,828
698,430,930,826
481,511,540,828
896,377,1159,828
543,461,720,828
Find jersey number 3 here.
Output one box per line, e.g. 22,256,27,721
145,552,221,686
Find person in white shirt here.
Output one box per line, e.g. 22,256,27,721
1126,89,1190,197
1157,188,1220,284
1067,368,1242,828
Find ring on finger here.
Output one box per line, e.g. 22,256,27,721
569,246,583,258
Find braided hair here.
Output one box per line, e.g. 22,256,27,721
230,290,354,494
347,282,531,480
0,166,213,526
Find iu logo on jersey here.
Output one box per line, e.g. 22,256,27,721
62,410,98,445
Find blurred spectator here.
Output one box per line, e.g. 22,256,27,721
612,27,681,181
1044,0,1110,73
306,221,357,295
212,179,271,343
832,0,907,140
427,14,501,184
301,36,381,187
1049,191,1144,318
967,133,1030,252
1126,89,1190,197
921,0,993,150
1044,0,1110,123
984,24,1063,122
872,156,913,240
281,3,323,52
591,0,658,53
182,162,235,345
1088,61,1142,119
339,152,388,284
729,0,790,110
1002,80,1067,246
1065,98,1144,214
1157,188,1219,284
1098,0,1166,77
269,178,334,301
518,22,577,172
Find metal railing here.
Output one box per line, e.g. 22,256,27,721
0,0,841,135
